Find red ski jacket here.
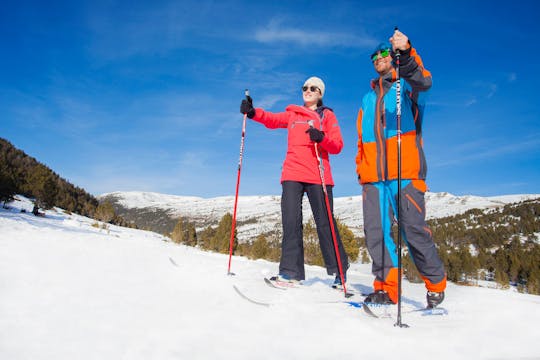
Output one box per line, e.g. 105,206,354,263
252,105,343,186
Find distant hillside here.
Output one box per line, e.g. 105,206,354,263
426,198,540,294
0,138,135,230
101,191,540,294
0,138,100,216
100,191,540,295
99,190,540,240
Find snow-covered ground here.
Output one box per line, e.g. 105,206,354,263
1,196,539,360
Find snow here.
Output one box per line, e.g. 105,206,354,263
100,190,540,240
1,196,540,360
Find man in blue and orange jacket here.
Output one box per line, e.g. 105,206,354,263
355,29,446,308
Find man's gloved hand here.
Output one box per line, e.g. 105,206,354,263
306,127,324,143
240,96,255,119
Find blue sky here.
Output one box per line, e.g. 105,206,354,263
1,0,539,198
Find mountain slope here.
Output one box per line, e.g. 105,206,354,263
1,196,539,360
0,138,98,216
100,190,540,240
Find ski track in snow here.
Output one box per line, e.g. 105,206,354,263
1,196,539,360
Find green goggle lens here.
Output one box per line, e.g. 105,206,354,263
371,49,390,62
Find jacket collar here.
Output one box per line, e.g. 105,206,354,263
370,68,397,94
286,104,333,118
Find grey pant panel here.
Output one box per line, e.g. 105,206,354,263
400,183,446,284
362,181,445,286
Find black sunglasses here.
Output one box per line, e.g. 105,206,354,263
302,85,320,93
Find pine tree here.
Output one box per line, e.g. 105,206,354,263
0,161,16,206
211,213,234,254
303,220,323,266
266,223,282,262
527,265,540,295
198,225,216,251
402,252,422,283
171,217,198,246
458,246,479,284
360,248,370,264
251,234,270,260
171,217,187,244
95,201,116,223
185,222,197,247
336,219,360,262
495,268,510,289
26,165,58,209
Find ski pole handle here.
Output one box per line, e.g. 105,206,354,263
393,26,401,56
245,89,252,105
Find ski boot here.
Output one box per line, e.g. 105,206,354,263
426,291,445,308
331,273,347,290
266,274,301,288
364,290,395,305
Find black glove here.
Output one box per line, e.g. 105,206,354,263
306,127,324,143
240,96,255,119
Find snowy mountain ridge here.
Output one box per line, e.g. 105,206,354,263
99,190,540,240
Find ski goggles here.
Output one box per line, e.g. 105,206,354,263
371,48,391,62
302,85,321,93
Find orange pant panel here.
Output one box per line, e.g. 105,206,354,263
373,268,399,304
422,275,447,293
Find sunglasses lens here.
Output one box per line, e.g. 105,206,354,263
371,49,390,61
302,86,319,93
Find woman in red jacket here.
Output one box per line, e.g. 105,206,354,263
240,77,349,287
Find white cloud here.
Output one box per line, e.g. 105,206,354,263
487,83,497,98
254,19,377,48
465,97,477,107
471,80,498,99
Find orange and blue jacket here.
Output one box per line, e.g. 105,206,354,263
252,105,343,186
355,47,432,184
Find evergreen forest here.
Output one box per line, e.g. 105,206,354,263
171,199,540,295
0,138,130,226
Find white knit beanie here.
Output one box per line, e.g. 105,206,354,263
303,76,325,97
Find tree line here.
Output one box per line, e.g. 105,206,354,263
169,213,363,265
169,198,540,295
399,198,540,294
0,138,130,226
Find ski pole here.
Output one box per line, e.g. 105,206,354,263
308,120,351,298
393,26,409,328
227,89,250,276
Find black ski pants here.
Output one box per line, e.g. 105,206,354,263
279,181,349,280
